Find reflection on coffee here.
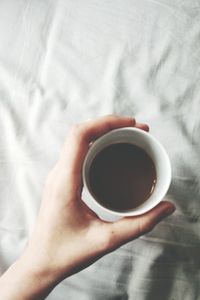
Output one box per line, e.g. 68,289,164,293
88,143,156,212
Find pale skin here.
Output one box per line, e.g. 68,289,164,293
0,115,176,299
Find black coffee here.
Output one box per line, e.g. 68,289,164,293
88,143,156,212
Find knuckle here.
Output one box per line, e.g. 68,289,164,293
44,170,55,187
106,114,119,120
70,124,81,135
44,163,60,188
69,124,85,140
107,114,116,118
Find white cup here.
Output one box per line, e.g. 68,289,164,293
82,127,171,222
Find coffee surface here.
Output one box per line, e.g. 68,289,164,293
88,143,156,211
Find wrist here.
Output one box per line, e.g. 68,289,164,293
0,255,61,300
18,252,61,298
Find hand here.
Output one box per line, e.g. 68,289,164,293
0,115,175,300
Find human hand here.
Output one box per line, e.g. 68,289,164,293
0,115,175,300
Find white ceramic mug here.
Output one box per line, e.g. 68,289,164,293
82,127,171,222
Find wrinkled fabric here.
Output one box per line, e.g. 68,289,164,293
0,1,200,299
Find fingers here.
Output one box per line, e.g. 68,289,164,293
88,121,149,148
106,201,176,249
60,115,135,179
59,114,149,197
72,115,136,143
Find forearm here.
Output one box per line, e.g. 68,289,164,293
0,257,60,300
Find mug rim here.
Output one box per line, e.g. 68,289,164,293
82,127,172,217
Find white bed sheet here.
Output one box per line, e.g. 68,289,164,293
0,1,200,299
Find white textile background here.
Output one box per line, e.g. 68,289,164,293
0,1,200,299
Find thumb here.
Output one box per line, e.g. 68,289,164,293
106,201,176,249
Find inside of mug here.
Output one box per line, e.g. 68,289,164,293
83,128,171,214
